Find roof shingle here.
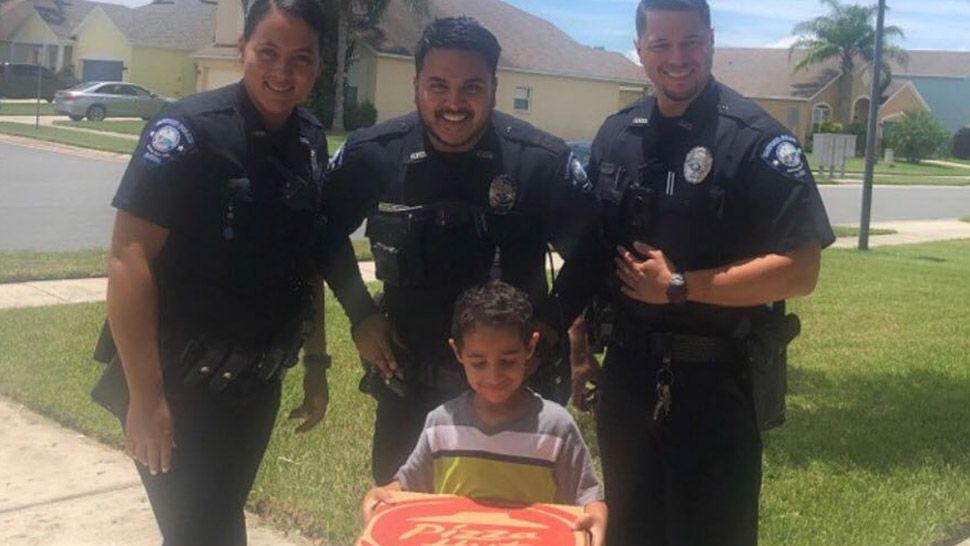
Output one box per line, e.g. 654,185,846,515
361,0,647,85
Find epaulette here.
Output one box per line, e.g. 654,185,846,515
493,111,565,154
171,85,238,118
349,113,416,145
297,107,324,129
715,85,783,136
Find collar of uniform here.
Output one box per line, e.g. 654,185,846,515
677,77,720,131
412,118,499,163
627,98,655,129
234,80,299,140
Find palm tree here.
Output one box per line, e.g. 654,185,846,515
331,0,428,132
789,0,908,124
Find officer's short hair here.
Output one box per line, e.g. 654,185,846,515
451,281,533,350
243,0,328,54
415,17,502,76
636,0,711,36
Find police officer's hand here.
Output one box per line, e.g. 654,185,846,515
568,317,601,412
289,365,329,433
352,313,398,378
125,392,174,476
615,242,675,304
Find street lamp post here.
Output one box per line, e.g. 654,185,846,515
859,0,887,250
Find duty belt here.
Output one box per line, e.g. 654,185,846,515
613,320,745,363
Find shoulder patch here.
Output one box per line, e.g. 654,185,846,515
566,151,592,193
761,134,810,181
141,118,195,167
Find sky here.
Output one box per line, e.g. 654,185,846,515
100,0,970,55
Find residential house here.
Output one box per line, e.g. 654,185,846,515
712,48,969,142
1,0,216,97
196,0,650,141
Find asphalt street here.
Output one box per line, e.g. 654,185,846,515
1,140,124,251
1,138,969,250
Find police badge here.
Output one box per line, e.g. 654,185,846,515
683,146,713,184
488,175,517,214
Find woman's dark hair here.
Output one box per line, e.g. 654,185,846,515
636,0,711,36
243,0,327,54
451,281,533,349
415,16,502,75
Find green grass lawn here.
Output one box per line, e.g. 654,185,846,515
2,241,970,545
811,157,970,185
0,122,136,154
0,120,346,159
831,226,896,238
52,119,147,135
0,101,58,116
2,244,371,284
0,249,108,283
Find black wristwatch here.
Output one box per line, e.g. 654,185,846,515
303,354,332,370
666,272,688,304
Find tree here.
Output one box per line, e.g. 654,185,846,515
884,111,950,163
331,0,428,132
790,0,908,124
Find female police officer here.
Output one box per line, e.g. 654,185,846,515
102,0,330,543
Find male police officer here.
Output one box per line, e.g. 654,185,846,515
574,1,836,544
321,17,596,485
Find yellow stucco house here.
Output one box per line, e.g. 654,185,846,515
195,0,650,141
1,0,215,97
712,48,938,143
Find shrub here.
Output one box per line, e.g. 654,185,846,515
344,100,377,130
883,111,950,163
953,127,970,159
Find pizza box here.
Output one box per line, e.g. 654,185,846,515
357,491,590,546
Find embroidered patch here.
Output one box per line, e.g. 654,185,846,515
761,135,809,181
141,118,194,166
683,146,714,184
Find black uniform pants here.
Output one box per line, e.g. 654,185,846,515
131,376,282,546
596,343,762,546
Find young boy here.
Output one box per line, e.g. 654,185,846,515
362,282,607,545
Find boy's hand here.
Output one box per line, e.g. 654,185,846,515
361,485,398,524
573,501,607,546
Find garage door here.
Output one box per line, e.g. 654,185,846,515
82,60,123,82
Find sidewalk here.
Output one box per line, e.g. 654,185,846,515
0,396,316,546
3,221,969,310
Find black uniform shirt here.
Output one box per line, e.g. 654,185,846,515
588,79,835,334
321,111,597,347
112,82,328,349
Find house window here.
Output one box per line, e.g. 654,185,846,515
787,107,800,126
812,104,832,127
514,86,531,111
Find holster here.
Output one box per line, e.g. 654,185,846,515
91,354,129,420
747,304,801,431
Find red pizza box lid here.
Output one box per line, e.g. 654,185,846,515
357,491,590,546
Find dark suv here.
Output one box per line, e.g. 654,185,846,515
0,63,74,102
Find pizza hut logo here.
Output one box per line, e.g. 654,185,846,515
358,495,588,546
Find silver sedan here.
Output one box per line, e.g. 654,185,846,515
53,81,176,121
